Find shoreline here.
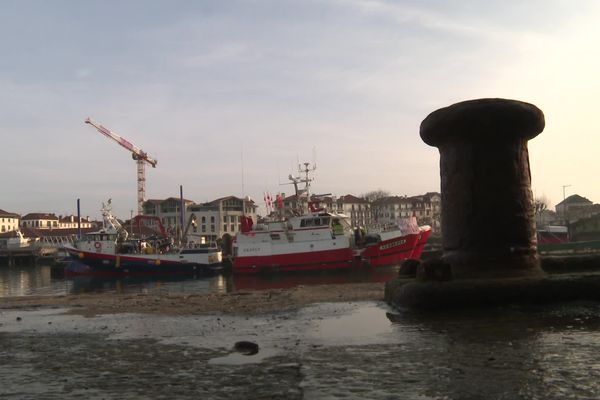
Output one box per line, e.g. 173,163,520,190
0,282,385,317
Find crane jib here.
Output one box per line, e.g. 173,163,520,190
84,117,158,214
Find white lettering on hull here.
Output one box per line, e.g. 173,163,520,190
380,239,406,251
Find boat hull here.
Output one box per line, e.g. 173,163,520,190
411,228,432,260
233,247,355,274
233,229,433,273
360,233,420,267
64,248,222,277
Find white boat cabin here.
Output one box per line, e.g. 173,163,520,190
77,231,119,255
234,212,356,259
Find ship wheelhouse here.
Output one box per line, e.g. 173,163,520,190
83,232,118,243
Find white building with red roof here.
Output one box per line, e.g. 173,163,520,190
0,209,20,233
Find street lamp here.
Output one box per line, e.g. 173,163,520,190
562,184,571,221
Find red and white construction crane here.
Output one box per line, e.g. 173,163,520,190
85,118,157,215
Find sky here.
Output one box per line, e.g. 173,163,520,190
1,0,599,219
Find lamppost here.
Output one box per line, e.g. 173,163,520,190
562,184,571,222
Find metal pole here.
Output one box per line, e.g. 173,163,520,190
77,198,82,239
180,185,185,244
562,184,571,220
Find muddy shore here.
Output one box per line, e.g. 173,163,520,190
0,282,384,316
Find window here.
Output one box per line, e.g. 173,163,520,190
202,225,206,233
201,216,206,223
211,224,215,232
230,216,236,223
301,219,314,227
230,224,235,232
223,216,227,223
223,224,227,232
211,216,215,223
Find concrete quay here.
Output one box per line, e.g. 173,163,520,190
0,246,63,267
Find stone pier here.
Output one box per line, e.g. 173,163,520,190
385,98,600,309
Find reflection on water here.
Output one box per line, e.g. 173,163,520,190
0,264,72,297
230,265,398,291
0,261,401,298
69,274,230,296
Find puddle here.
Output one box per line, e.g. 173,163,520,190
304,302,394,345
208,348,281,365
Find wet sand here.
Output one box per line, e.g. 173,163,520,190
0,282,385,316
3,280,600,399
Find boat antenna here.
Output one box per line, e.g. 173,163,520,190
241,145,245,199
293,162,316,214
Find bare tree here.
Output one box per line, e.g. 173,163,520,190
534,196,549,226
361,190,391,202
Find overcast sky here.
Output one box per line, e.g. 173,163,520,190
1,0,599,219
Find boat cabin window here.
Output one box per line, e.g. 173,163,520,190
85,234,115,242
301,219,313,227
300,217,330,227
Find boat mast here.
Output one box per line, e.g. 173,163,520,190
289,162,316,215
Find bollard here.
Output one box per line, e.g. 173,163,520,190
385,98,600,309
420,98,545,279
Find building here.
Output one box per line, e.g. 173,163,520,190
410,192,442,231
335,195,372,228
371,192,442,232
186,196,258,244
142,197,195,232
20,213,59,229
569,214,600,242
555,194,594,222
0,209,20,233
371,196,413,225
58,215,92,229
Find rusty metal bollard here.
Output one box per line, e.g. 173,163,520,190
420,98,545,279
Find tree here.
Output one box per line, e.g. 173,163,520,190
534,196,549,226
361,190,391,202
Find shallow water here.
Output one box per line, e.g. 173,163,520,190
2,301,600,399
0,263,399,297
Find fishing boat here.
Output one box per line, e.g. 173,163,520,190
232,163,431,274
64,200,222,276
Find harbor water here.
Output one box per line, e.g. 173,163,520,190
0,261,400,298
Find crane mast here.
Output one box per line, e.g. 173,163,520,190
85,118,157,215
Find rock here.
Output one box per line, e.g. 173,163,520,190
399,259,421,277
416,259,453,281
233,341,259,355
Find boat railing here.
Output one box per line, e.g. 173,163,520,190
368,223,398,233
